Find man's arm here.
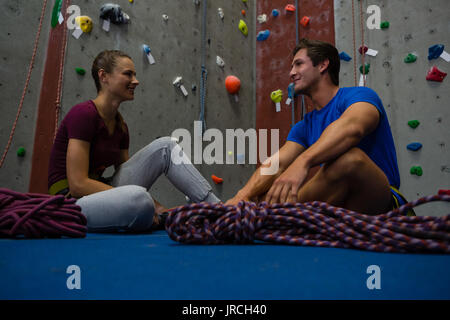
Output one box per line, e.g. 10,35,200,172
265,101,380,204
226,141,305,205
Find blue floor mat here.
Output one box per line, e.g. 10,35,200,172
1,231,449,300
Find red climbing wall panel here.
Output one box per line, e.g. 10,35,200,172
256,0,335,153
29,0,71,193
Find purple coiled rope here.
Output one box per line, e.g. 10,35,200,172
0,188,87,238
165,194,450,253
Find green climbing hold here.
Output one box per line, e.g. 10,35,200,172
380,21,390,29
75,67,86,75
410,166,423,176
359,63,370,74
404,53,417,63
17,147,25,157
408,120,420,128
51,0,63,28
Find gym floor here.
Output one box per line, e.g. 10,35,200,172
1,231,449,300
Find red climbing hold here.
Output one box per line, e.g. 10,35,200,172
300,16,310,27
211,175,223,184
426,66,447,82
285,4,296,12
358,45,368,55
438,189,450,196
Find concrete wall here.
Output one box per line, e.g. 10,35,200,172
0,0,53,191
335,0,450,216
0,0,256,207
1,0,448,216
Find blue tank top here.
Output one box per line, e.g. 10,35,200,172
287,87,400,188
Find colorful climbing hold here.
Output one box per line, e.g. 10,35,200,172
358,45,368,55
51,0,63,28
407,120,420,129
75,67,86,75
438,189,450,196
300,16,310,27
257,30,270,41
218,8,224,20
285,4,296,12
99,3,130,24
211,174,223,184
257,14,267,23
404,53,417,63
428,44,444,60
271,90,283,103
225,76,241,95
271,89,283,112
272,9,279,17
238,20,248,36
359,63,370,74
241,10,246,16
339,51,352,61
407,142,422,151
380,21,389,29
17,147,25,157
75,16,93,33
143,44,155,64
410,166,423,176
426,66,447,82
216,56,225,68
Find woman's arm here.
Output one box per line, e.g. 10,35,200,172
66,138,113,198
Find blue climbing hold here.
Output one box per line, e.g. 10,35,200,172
428,44,444,60
257,30,270,41
287,82,298,99
339,51,352,61
272,9,279,17
407,142,422,151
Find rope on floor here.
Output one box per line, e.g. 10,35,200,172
0,188,87,238
166,194,450,253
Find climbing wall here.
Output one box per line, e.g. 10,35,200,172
0,0,256,207
0,0,53,191
335,0,450,216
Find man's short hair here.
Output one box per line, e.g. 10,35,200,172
293,38,340,86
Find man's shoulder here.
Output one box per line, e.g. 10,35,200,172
340,86,379,97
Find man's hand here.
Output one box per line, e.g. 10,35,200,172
265,160,309,204
225,191,252,206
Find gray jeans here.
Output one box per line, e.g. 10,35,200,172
76,137,220,232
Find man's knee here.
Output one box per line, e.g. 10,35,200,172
324,147,368,179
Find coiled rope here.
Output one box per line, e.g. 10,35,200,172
0,188,87,238
166,194,450,253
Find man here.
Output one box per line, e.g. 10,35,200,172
226,38,408,215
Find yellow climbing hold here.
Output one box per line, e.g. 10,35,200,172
75,16,93,33
270,89,283,103
239,20,248,36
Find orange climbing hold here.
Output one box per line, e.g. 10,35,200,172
300,16,310,27
241,10,246,16
211,175,223,184
225,75,241,94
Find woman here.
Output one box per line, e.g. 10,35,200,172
48,50,220,232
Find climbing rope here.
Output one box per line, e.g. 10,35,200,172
0,188,87,238
0,0,49,168
198,0,207,134
54,0,70,141
359,0,366,86
351,0,357,86
166,194,450,253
